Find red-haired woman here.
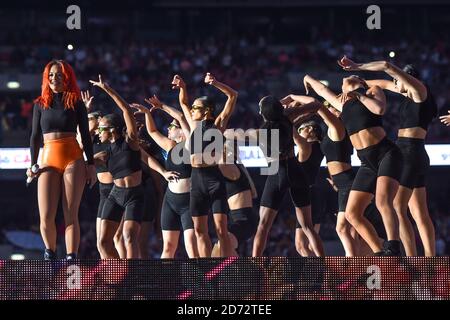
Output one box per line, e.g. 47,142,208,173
28,60,97,260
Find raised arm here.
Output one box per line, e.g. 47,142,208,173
171,75,195,129
130,103,176,152
316,104,346,141
338,56,427,102
90,75,139,143
292,127,312,162
354,85,387,115
145,95,191,138
140,147,180,182
365,79,397,93
204,73,238,132
303,75,343,111
283,100,322,124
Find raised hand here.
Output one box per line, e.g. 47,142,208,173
439,111,450,126
130,103,150,115
337,55,359,71
171,74,186,89
204,72,216,85
303,76,311,95
89,74,109,90
280,95,294,107
144,95,164,112
81,90,94,110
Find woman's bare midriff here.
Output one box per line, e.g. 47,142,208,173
227,190,253,210
113,170,142,188
97,172,113,184
168,178,191,194
398,127,427,140
43,132,76,142
349,127,386,150
327,161,352,176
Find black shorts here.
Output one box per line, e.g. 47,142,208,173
352,138,403,194
101,184,144,223
97,182,113,219
142,177,157,223
396,137,429,189
190,166,228,217
260,158,310,211
295,185,323,228
331,169,355,212
161,189,193,231
228,207,258,243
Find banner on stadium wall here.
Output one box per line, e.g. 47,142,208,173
1,146,450,169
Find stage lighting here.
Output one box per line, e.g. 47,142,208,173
7,81,20,89
389,51,395,58
67,44,74,50
10,254,25,260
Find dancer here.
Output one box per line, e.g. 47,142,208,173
338,57,437,256
303,73,402,255
171,73,237,257
28,60,96,260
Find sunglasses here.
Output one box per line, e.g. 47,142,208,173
191,105,206,111
168,123,180,130
98,126,113,133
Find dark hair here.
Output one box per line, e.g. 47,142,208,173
102,113,125,133
403,64,420,79
197,96,216,113
298,120,323,141
259,96,284,121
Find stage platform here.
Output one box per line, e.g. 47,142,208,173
0,257,448,300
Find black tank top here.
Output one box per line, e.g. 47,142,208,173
189,119,225,156
106,136,141,179
320,129,353,164
260,117,294,159
92,135,109,174
399,86,437,130
299,141,324,186
166,142,192,179
224,163,251,198
340,88,383,135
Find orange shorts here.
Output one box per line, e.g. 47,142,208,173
42,136,84,173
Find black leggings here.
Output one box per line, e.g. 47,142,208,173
331,169,355,212
228,207,258,243
396,137,429,189
260,158,310,211
97,182,113,219
161,189,193,231
351,138,403,194
142,177,157,223
190,166,228,217
101,184,144,222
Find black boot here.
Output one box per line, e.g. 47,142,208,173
383,240,402,256
44,249,57,260
66,253,77,260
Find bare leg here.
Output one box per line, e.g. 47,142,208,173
295,206,324,256
139,221,152,259
99,219,120,259
96,217,103,258
375,176,400,241
193,215,212,257
394,186,416,255
345,191,381,252
37,168,62,252
183,229,199,258
161,230,180,259
122,220,141,259
61,159,86,256
213,213,232,257
113,218,126,259
295,228,315,257
336,212,359,256
252,206,277,257
409,188,436,256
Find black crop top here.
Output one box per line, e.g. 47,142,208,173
260,117,294,159
224,163,251,198
93,135,110,174
399,86,437,130
106,137,141,179
166,142,192,179
30,94,94,165
320,129,353,164
190,119,225,156
299,141,324,186
340,88,383,136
